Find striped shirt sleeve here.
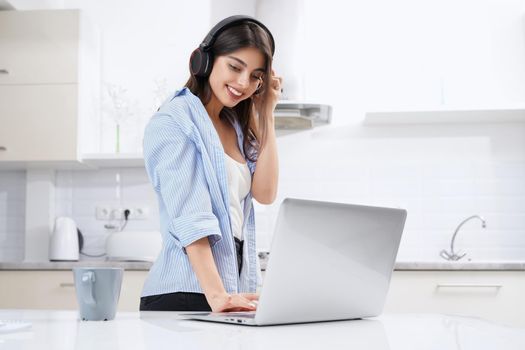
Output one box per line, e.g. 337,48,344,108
143,113,222,248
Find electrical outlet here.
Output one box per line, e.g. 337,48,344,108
95,206,149,220
129,207,149,220
96,206,111,220
112,208,124,220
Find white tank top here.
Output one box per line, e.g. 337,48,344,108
224,153,251,240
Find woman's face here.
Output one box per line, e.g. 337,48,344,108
208,47,266,108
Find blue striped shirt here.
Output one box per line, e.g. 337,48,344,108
141,87,259,297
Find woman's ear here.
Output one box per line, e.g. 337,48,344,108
254,77,263,95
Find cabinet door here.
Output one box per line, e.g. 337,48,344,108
0,270,148,312
0,10,79,85
0,85,78,162
385,271,525,328
0,271,78,310
119,271,148,311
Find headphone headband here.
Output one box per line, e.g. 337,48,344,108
200,15,275,55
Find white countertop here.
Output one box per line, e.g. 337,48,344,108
0,309,524,349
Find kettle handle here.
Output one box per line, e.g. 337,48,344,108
81,271,96,305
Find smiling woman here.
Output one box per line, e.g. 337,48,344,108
140,16,282,313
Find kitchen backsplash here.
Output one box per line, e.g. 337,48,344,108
0,171,26,261
1,122,524,262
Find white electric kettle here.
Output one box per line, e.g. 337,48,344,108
49,217,80,261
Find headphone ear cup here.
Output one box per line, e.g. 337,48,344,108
190,48,213,77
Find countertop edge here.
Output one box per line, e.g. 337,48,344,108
0,261,153,271
0,261,524,271
394,261,525,271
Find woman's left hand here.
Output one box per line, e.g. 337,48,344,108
253,69,282,117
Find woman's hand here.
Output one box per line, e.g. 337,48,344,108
253,69,283,117
207,292,259,313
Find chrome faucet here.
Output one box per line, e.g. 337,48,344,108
440,215,486,261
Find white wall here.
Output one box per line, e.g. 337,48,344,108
64,0,213,153
211,0,256,23
276,0,525,260
300,0,525,123
1,0,525,262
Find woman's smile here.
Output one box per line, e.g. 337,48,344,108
226,84,244,100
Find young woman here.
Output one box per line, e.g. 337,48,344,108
139,16,281,312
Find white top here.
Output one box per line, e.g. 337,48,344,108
224,153,251,240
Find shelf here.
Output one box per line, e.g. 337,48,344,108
80,153,144,168
0,159,91,171
364,107,525,125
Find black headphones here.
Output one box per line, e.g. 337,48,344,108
189,15,275,79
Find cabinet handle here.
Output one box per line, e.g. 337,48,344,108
59,282,75,288
0,146,6,151
436,283,502,288
0,69,8,74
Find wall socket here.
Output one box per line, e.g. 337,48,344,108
96,206,149,220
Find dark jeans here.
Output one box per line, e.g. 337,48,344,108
140,238,244,311
140,292,211,311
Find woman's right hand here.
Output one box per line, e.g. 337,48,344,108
207,293,258,312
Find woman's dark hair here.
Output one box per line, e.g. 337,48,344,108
185,21,274,162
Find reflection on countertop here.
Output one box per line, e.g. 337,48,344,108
0,309,524,350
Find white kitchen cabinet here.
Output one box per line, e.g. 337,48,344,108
0,9,100,165
0,10,80,85
0,85,78,161
384,271,525,328
0,270,148,312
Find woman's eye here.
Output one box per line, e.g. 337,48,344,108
229,64,241,72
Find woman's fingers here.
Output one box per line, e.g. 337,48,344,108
271,69,283,88
240,293,259,301
220,294,257,312
272,77,283,92
232,294,257,309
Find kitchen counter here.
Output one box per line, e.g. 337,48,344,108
395,261,525,271
1,261,524,271
0,309,524,349
0,261,153,271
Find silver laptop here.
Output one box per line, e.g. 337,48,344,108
179,197,407,326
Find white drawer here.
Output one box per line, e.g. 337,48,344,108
384,271,525,328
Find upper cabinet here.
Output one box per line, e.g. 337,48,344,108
0,84,78,162
0,10,79,84
0,9,100,166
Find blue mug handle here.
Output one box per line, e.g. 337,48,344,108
81,271,96,305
